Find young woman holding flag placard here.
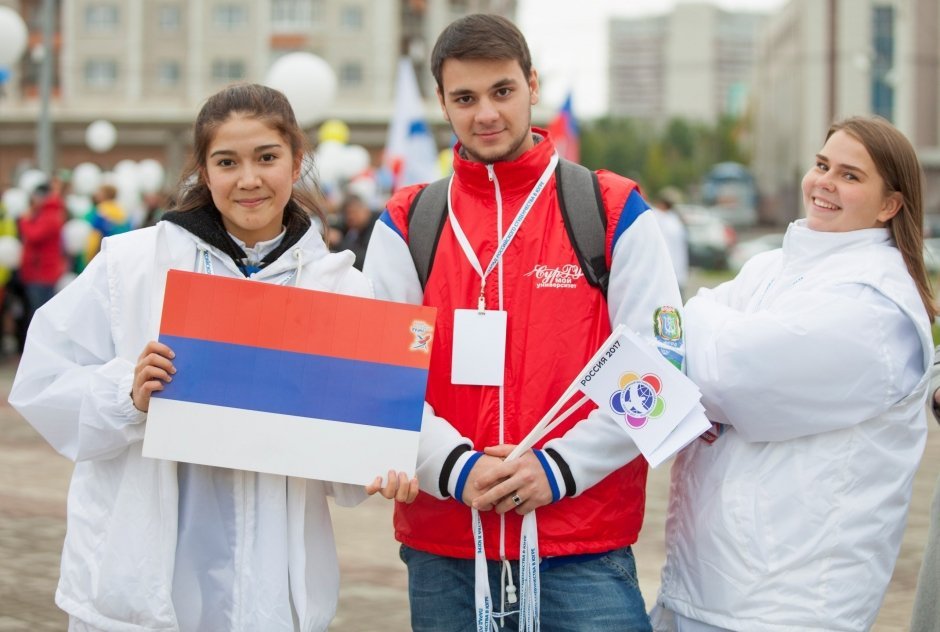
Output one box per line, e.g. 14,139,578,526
10,83,417,632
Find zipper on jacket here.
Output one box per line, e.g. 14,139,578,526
486,162,519,618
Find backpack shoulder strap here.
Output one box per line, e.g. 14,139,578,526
555,158,609,296
407,178,450,289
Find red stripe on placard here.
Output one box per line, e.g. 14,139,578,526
158,269,436,369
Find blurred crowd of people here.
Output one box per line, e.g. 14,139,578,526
0,171,172,357
0,162,393,359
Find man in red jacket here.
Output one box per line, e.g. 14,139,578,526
19,182,66,331
364,14,682,632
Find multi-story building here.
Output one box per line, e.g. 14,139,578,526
0,0,516,187
607,3,767,125
751,0,940,224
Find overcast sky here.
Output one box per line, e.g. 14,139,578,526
516,0,789,118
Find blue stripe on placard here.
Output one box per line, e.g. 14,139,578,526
154,335,426,432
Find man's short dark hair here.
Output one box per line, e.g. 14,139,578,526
430,14,532,92
32,183,51,197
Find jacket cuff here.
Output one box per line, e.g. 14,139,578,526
544,447,576,497
438,444,472,497
118,370,147,426
533,449,563,502
451,451,483,505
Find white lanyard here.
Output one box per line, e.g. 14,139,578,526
448,153,558,311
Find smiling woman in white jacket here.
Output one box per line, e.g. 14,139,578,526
9,84,417,632
654,116,937,632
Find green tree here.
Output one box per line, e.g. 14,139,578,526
579,114,751,201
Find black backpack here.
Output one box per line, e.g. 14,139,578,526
406,159,611,297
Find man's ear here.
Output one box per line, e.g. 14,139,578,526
528,69,539,106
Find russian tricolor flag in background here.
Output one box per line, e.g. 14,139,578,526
548,92,580,163
142,270,436,485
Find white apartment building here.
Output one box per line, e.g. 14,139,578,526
751,0,940,224
607,3,767,125
0,0,516,186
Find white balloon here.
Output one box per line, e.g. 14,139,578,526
113,159,138,179
62,218,93,256
0,235,22,269
264,53,337,127
71,162,102,196
313,140,347,185
86,120,117,153
0,7,28,67
55,271,77,294
1,187,29,219
137,159,165,194
17,168,47,194
66,194,92,218
346,176,378,208
339,145,371,180
112,160,139,197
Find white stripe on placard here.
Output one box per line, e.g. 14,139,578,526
142,398,420,485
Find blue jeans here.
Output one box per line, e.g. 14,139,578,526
24,283,56,330
401,544,652,632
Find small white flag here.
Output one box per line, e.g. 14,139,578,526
511,325,710,467
382,57,440,190
576,326,709,465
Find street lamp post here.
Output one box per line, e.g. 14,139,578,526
37,0,56,176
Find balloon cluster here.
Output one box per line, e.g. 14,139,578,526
308,119,378,207
0,106,171,291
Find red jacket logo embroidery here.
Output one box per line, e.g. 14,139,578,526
524,264,584,289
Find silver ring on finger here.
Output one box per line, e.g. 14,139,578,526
511,493,523,507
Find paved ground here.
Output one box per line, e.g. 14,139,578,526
1,342,937,630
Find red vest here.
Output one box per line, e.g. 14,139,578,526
389,135,648,559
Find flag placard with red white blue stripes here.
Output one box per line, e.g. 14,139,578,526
142,269,437,484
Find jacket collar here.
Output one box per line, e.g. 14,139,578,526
451,127,557,198
784,218,892,261
160,205,312,277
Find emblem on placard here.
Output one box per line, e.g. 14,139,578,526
410,320,433,353
609,372,665,430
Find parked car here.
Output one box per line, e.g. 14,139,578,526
727,232,785,272
675,204,737,270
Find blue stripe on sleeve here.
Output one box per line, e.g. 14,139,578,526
533,449,560,503
455,451,483,505
611,189,651,254
379,210,405,240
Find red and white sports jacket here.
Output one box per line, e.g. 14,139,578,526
364,131,683,559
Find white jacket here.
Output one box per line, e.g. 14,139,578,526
10,221,370,631
657,221,934,631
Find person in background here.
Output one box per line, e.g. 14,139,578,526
652,186,689,298
141,191,169,228
18,182,66,332
81,183,130,268
9,83,418,632
653,116,936,631
336,194,378,270
911,351,940,632
364,13,681,632
0,194,21,356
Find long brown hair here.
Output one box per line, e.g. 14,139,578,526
828,116,937,320
172,82,325,228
